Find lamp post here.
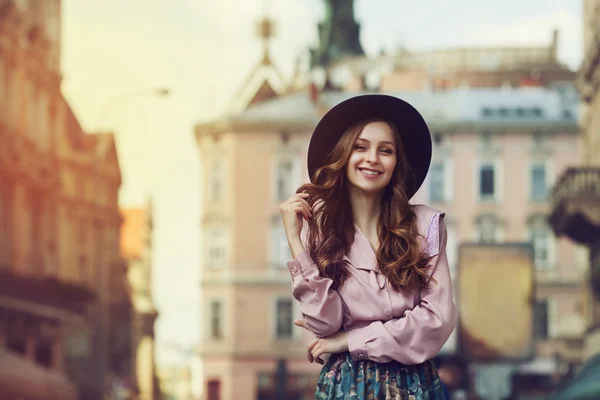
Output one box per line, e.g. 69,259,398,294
92,86,169,400
94,87,171,132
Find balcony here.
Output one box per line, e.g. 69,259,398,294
548,167,600,245
0,269,96,319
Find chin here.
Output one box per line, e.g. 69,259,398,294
353,182,388,194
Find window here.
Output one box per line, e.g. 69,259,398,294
531,107,544,118
429,162,446,203
271,225,291,268
529,217,555,269
481,107,493,117
475,215,501,244
206,227,226,268
530,163,547,201
480,131,492,148
534,300,549,339
275,298,294,340
275,159,295,201
478,163,496,201
210,300,223,339
532,131,545,149
35,342,53,368
209,160,224,202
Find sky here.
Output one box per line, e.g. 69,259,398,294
60,0,584,366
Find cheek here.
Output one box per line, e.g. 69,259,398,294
384,157,397,173
346,153,360,170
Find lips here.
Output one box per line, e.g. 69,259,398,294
358,168,383,178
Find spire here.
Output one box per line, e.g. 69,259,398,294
310,0,365,68
257,16,275,66
223,2,285,114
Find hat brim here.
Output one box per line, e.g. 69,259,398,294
307,94,432,199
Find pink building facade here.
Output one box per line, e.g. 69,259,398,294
194,84,585,399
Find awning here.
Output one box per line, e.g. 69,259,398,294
0,349,78,400
551,353,600,400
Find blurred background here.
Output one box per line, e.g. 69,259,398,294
0,0,599,399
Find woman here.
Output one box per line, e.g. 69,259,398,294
279,95,457,399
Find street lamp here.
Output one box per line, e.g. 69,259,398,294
90,86,169,399
94,86,171,132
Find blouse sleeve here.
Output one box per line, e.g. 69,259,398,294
287,250,344,337
346,214,457,365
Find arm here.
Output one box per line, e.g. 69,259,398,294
287,249,344,338
347,217,457,365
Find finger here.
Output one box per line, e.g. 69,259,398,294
313,344,328,361
294,320,309,331
290,193,310,203
306,338,318,363
291,205,310,220
288,199,312,218
298,199,313,217
311,341,324,359
316,356,324,365
308,340,319,363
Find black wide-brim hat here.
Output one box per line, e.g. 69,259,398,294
307,94,432,199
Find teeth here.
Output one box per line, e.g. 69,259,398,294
361,169,380,175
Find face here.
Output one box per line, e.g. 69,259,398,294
345,121,397,195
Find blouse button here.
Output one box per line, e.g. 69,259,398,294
383,308,392,317
292,266,299,274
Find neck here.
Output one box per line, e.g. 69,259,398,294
348,185,382,237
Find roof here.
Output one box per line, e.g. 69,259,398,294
227,86,579,129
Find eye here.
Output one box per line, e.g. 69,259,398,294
380,148,394,154
354,144,367,151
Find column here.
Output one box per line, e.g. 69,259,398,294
52,324,64,372
12,182,29,272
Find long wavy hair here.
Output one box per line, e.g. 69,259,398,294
297,119,434,293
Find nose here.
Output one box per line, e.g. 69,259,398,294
366,149,379,164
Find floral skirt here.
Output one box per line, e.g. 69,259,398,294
315,352,446,400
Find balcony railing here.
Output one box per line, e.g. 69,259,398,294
551,167,600,207
549,167,600,245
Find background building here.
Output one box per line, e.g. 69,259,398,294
194,2,588,399
0,1,131,399
548,0,600,380
121,202,161,400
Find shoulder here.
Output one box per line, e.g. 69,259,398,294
411,204,446,234
411,204,446,257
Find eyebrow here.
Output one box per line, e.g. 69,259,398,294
356,138,395,146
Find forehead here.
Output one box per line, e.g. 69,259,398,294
357,121,395,143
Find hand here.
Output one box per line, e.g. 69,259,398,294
279,193,312,242
294,319,348,364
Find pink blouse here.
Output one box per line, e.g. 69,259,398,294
287,205,457,365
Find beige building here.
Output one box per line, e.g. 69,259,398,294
549,0,600,361
195,86,586,399
121,204,160,400
194,42,587,400
194,5,588,398
0,1,130,399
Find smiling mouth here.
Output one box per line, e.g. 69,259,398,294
358,168,383,176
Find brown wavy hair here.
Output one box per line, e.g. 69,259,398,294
297,119,434,293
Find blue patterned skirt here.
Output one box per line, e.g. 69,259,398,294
315,352,446,400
